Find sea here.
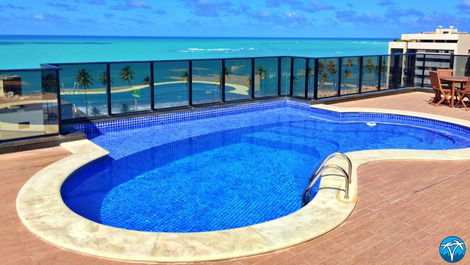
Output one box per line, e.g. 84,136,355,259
0,36,391,70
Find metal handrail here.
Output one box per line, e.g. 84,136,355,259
313,152,352,183
302,153,352,206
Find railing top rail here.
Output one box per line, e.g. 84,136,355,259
0,52,439,71
44,53,415,68
0,66,59,72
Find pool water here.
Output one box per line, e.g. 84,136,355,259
61,103,470,232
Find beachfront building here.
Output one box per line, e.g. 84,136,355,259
389,26,470,85
389,26,470,55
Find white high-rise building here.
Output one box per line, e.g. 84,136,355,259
389,26,470,55
389,27,470,85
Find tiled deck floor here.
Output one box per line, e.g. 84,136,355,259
1,91,470,265
333,91,470,121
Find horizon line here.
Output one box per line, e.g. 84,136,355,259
0,34,395,40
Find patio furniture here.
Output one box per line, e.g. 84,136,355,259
439,75,470,108
455,78,470,110
429,71,452,106
437,69,454,88
436,69,454,77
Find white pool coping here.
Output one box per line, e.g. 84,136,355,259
16,105,470,263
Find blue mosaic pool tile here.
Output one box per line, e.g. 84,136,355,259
64,99,470,141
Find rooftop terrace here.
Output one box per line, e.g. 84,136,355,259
1,91,469,265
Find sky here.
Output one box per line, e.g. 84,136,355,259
0,0,469,38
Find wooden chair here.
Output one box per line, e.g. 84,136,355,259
429,71,453,106
455,78,470,111
436,69,454,77
437,69,454,88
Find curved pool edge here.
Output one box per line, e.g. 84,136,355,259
16,106,470,263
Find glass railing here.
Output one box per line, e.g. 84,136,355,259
4,52,464,143
0,67,60,141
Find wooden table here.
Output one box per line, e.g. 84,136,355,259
439,76,470,107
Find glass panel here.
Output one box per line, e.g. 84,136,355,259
361,56,379,92
453,55,470,76
422,54,452,86
254,58,278,97
280,57,291,96
341,57,360,95
59,63,107,119
224,59,251,101
154,61,189,108
380,56,389,89
415,54,425,87
292,58,307,97
192,60,222,104
0,70,59,141
388,55,404,89
307,59,315,98
317,58,339,98
110,63,151,114
403,54,416,87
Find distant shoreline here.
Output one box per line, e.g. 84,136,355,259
0,35,395,41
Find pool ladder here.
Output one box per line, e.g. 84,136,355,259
301,152,352,206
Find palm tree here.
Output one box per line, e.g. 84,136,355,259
365,59,376,73
120,65,138,110
75,69,93,115
224,66,232,81
255,67,266,91
180,71,189,82
344,58,354,79
318,61,329,85
143,76,150,85
99,71,108,87
327,61,337,89
41,73,57,93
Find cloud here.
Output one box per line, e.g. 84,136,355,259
378,0,395,6
244,7,315,28
33,14,46,21
384,6,424,23
86,0,106,5
110,0,165,15
0,4,29,10
47,2,78,11
121,16,155,25
112,0,151,10
336,10,385,24
265,0,333,13
458,0,470,12
30,13,70,23
180,0,234,17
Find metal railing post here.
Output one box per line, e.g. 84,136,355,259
377,56,383,90
106,63,112,115
358,57,363,94
55,69,63,134
251,58,255,99
450,53,455,73
337,57,342,96
313,58,319,99
290,57,294,96
221,59,226,102
421,54,426,87
277,57,282,96
188,61,193,106
304,58,309,99
150,62,155,110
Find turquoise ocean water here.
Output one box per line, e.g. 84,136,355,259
0,36,390,70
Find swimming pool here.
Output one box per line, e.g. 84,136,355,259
61,100,470,233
